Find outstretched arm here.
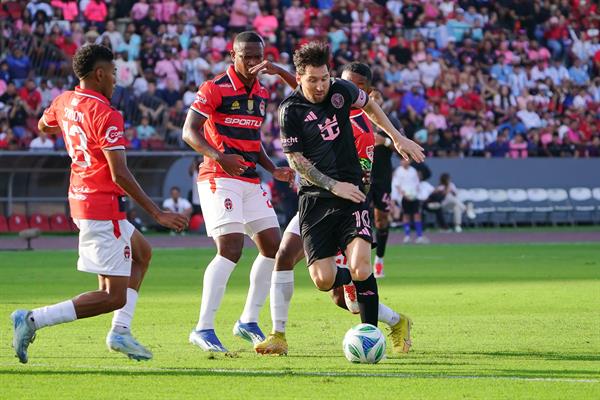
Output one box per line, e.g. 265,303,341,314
286,151,365,203
249,60,298,89
362,100,425,163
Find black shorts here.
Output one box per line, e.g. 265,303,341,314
371,180,392,212
401,198,421,215
299,195,372,266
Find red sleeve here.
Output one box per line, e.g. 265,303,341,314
42,99,59,128
190,81,221,119
97,109,127,150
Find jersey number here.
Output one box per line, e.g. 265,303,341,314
62,120,91,168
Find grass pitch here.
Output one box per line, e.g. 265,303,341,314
1,243,599,399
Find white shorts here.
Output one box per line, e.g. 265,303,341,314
284,212,301,237
197,178,278,238
74,219,135,277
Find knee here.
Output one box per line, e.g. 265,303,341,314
375,217,388,230
106,290,127,311
260,243,279,259
349,259,371,281
309,269,334,291
275,245,299,270
218,242,243,263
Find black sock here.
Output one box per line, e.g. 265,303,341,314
375,227,389,258
327,267,352,291
353,274,379,326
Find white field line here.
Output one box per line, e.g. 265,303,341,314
1,363,598,383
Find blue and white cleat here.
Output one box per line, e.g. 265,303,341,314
11,309,36,364
189,329,228,352
106,331,153,361
233,320,265,346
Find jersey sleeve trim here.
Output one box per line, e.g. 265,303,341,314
102,145,126,151
190,106,210,119
42,114,59,127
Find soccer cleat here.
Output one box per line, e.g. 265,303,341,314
403,236,411,244
388,314,412,354
466,202,476,219
233,320,265,345
415,236,430,244
254,332,288,355
374,260,385,279
11,310,36,364
189,329,228,352
106,331,153,361
343,283,360,314
454,225,463,233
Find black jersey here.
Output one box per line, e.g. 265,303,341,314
279,78,369,197
371,115,400,185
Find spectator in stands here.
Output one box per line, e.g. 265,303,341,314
437,173,474,233
6,47,31,88
509,134,528,159
136,116,159,141
486,131,510,158
125,127,142,150
83,0,108,31
29,130,54,151
163,186,192,234
138,82,166,125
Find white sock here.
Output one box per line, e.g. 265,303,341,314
374,256,384,265
30,300,77,330
271,270,294,333
196,255,237,331
111,288,138,334
378,303,400,327
240,255,275,323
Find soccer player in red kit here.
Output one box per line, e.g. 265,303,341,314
183,31,295,352
10,45,189,364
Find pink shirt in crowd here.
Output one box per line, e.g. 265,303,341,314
51,1,78,21
509,140,528,158
131,2,149,20
84,0,107,22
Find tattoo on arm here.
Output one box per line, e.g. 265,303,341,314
286,152,337,191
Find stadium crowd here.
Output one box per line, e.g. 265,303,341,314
0,0,599,158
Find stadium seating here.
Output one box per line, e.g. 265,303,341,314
29,213,50,232
507,189,531,226
468,188,494,226
569,187,596,224
487,189,511,226
547,188,573,225
49,213,71,232
527,189,553,225
0,215,8,232
8,214,29,232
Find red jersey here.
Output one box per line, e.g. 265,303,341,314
190,65,268,184
42,87,127,220
350,109,375,173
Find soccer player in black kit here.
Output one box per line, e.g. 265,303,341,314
278,42,425,328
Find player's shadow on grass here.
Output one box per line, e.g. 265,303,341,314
456,351,600,362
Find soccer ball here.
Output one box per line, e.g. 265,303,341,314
342,323,386,364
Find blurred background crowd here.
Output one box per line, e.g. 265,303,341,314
0,0,599,158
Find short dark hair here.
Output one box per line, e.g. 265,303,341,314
342,62,372,84
293,42,330,75
72,44,113,80
170,186,181,192
234,31,264,46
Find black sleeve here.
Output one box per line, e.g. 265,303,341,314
278,102,303,153
335,79,369,109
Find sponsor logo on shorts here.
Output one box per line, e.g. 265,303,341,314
224,198,233,211
331,93,344,109
105,126,123,144
124,245,131,260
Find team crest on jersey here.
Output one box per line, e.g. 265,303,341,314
195,93,207,104
247,100,254,113
331,93,345,109
367,145,374,161
124,245,131,260
224,198,233,211
231,101,240,110
318,115,340,141
105,126,123,143
259,100,265,116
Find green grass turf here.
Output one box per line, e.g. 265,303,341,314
1,243,599,399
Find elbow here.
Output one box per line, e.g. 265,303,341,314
182,128,193,146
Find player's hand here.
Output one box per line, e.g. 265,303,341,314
393,136,426,163
217,153,247,176
331,182,366,203
272,167,295,186
248,60,281,76
374,134,387,146
156,211,189,232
